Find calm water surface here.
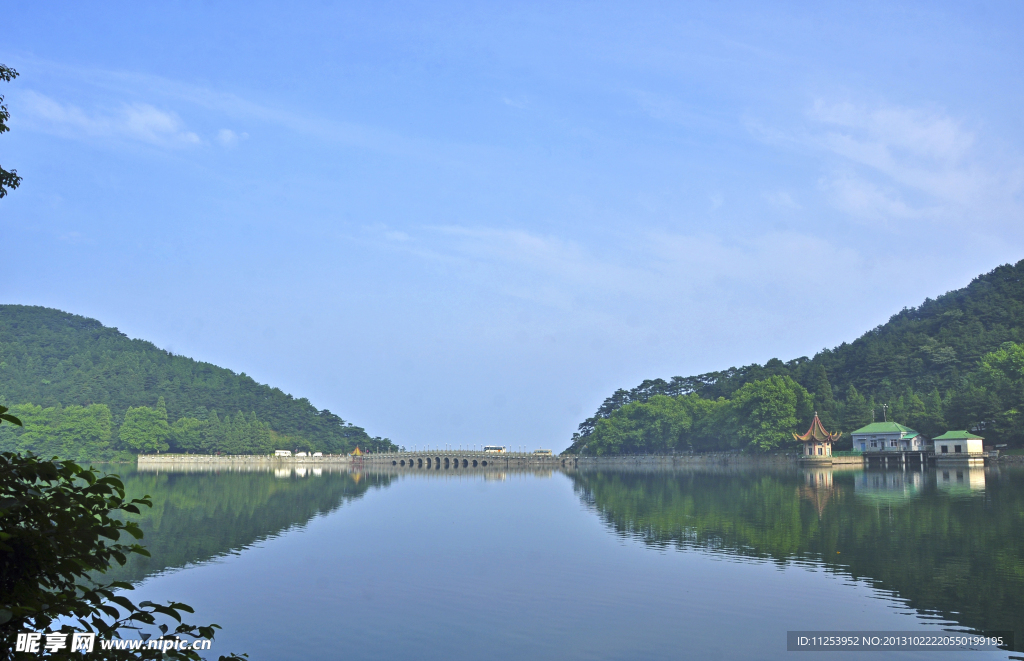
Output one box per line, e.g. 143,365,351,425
101,463,1024,660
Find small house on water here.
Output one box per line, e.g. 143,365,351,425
932,430,985,465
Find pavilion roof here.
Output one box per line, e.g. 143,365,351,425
793,413,841,442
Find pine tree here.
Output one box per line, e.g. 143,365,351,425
902,387,926,430
807,364,839,430
841,385,871,433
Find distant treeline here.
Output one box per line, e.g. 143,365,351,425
569,259,1024,454
0,305,397,457
0,397,330,461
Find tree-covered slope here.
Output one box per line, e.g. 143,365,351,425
0,305,394,455
569,258,1024,453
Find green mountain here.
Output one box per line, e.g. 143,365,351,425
0,305,395,458
568,258,1024,454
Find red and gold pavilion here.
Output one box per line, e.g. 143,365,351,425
794,413,840,458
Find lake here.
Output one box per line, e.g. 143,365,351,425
102,462,1023,660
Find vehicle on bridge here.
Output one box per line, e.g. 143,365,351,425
533,449,553,456
483,445,506,453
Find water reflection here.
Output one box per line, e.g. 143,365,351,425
937,467,986,493
111,462,1021,653
104,464,392,584
854,469,926,504
571,466,1023,650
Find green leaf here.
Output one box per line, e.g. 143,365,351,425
0,412,23,426
109,595,137,612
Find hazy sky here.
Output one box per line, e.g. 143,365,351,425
2,2,1022,450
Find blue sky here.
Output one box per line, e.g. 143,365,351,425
2,2,1023,450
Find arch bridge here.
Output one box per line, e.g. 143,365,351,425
361,450,576,471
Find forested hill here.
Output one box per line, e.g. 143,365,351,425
0,305,395,458
568,258,1024,454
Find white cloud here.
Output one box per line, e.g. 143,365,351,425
810,100,974,164
801,99,1023,231
369,223,872,342
19,90,201,147
819,174,931,224
806,100,991,208
215,128,249,147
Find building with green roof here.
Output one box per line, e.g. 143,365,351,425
933,431,985,464
850,421,927,453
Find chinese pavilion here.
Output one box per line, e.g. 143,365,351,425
794,413,840,458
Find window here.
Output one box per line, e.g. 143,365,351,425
817,447,822,455
871,440,878,448
954,444,962,453
890,439,898,447
941,445,948,453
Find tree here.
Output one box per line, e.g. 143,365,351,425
57,405,113,459
905,390,926,428
973,342,1024,446
730,375,812,451
840,385,870,434
0,404,121,462
169,417,207,453
587,395,693,455
0,64,21,198
119,407,170,454
806,364,838,430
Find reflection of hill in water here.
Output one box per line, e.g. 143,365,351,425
572,467,1024,651
102,465,392,584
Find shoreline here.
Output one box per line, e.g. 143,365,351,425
128,451,1024,467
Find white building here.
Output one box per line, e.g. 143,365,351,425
850,422,927,453
932,431,984,465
